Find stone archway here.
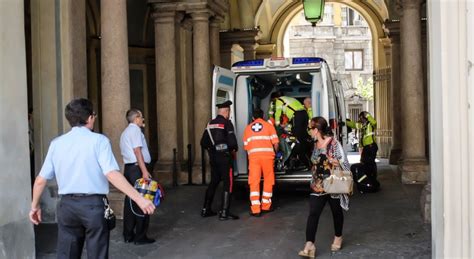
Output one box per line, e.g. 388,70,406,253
255,0,389,68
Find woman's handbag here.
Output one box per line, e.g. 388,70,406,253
322,167,354,194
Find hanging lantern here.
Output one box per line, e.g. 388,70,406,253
303,0,325,25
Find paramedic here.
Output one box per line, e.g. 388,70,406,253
269,92,311,169
243,108,279,217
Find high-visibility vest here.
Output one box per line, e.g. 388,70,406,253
243,118,279,159
270,96,305,126
346,114,377,147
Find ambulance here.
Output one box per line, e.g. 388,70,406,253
212,57,347,183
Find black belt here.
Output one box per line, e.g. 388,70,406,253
61,193,105,198
125,162,150,166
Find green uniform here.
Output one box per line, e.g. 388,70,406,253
269,96,305,126
306,107,313,120
346,114,377,147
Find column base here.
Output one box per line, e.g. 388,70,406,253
398,158,429,184
420,183,431,223
154,160,174,172
389,148,402,165
153,163,209,186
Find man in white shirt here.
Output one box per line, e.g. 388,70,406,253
120,108,154,245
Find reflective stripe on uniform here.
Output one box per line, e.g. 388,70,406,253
248,148,274,154
244,136,272,145
262,192,272,197
208,124,225,129
250,191,260,197
261,198,271,204
251,200,261,205
270,134,278,139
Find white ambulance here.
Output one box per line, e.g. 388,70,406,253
212,57,347,183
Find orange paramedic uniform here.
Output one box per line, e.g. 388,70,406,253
243,118,279,214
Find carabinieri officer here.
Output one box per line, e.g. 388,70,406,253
30,98,155,259
200,100,239,220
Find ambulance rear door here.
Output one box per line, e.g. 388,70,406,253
212,66,250,176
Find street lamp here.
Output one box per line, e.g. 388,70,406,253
303,0,325,26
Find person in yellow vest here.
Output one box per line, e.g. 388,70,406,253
303,97,313,120
346,111,379,184
243,108,279,217
269,92,311,170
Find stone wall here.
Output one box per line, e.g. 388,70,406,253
0,0,36,257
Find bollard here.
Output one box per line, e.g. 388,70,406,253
172,148,178,187
184,144,196,185
201,146,207,185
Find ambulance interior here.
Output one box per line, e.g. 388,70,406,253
233,69,345,182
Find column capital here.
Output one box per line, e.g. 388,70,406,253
181,18,193,31
175,11,185,24
384,20,400,42
210,16,225,28
151,10,176,24
397,0,424,11
190,10,212,22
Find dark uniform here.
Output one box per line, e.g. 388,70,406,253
200,100,239,220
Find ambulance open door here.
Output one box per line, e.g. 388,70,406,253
212,66,250,176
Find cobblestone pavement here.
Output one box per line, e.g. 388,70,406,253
36,159,431,258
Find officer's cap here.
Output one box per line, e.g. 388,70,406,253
216,100,232,109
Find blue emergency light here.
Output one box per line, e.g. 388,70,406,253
292,57,323,64
232,59,264,67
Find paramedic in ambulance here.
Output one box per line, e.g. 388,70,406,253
30,99,155,259
304,97,313,120
243,108,279,217
269,91,311,169
120,108,155,245
200,100,240,220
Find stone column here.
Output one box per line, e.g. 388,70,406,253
152,9,179,169
101,0,130,162
237,0,254,29
191,11,211,162
398,0,428,183
385,21,402,165
0,0,35,257
241,42,257,60
61,0,87,100
210,17,223,67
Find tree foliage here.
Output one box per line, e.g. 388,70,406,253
356,77,374,100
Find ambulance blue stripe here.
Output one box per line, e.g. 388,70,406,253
218,75,234,87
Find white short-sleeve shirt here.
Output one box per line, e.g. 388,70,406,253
39,126,120,195
120,123,151,164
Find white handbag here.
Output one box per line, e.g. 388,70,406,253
323,167,353,194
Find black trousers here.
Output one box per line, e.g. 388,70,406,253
292,110,311,167
123,164,150,241
361,143,378,178
57,195,109,259
205,152,233,201
305,195,344,242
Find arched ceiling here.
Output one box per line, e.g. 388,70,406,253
243,0,391,67
254,0,389,44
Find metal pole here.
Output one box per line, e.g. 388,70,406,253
201,146,206,185
185,144,195,185
172,148,178,187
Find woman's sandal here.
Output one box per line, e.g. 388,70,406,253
298,243,316,258
331,237,343,252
